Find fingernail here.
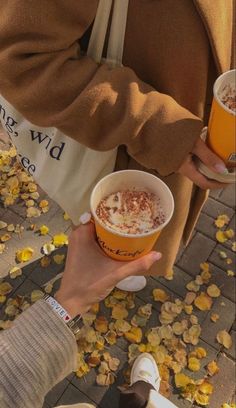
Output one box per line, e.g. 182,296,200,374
214,164,228,174
79,212,92,224
151,252,162,261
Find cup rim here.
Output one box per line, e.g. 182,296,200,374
213,69,236,116
90,170,175,238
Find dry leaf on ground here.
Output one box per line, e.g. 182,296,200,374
216,330,232,349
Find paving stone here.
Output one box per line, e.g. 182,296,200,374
0,208,24,227
12,277,42,298
56,383,96,407
227,329,236,360
178,233,216,276
228,214,236,230
0,203,7,219
156,266,193,299
191,339,219,380
0,277,42,321
8,199,29,219
195,212,216,240
20,258,40,277
72,345,127,408
31,199,61,226
209,189,222,199
208,263,235,303
200,296,235,351
170,392,193,407
29,248,66,287
42,401,51,408
47,208,71,236
232,320,236,331
209,353,236,408
147,275,209,325
0,236,22,265
176,242,189,264
202,197,234,219
0,257,11,278
45,378,70,407
209,244,236,271
2,220,52,265
137,277,179,312
66,372,75,382
218,183,236,209
0,273,26,310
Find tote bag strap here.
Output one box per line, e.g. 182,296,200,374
106,0,129,67
87,0,129,67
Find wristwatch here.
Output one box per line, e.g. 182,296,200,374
43,294,83,335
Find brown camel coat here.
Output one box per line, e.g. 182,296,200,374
0,0,234,275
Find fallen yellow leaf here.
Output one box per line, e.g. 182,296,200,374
210,313,219,323
224,229,234,239
95,316,109,334
194,292,213,311
227,270,235,277
0,233,11,242
112,304,128,320
214,214,230,228
153,288,169,302
0,282,13,295
175,373,193,388
53,254,65,265
0,294,6,304
216,330,232,349
216,230,228,243
53,233,68,247
194,392,210,406
39,225,49,235
188,357,201,372
16,247,34,262
207,284,221,298
207,360,219,376
124,327,142,343
40,256,51,268
31,290,44,303
39,199,49,208
9,266,22,279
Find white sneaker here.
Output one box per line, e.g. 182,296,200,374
130,353,161,392
115,276,147,292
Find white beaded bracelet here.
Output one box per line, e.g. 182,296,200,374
43,294,72,323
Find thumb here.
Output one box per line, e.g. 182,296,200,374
192,138,228,175
117,251,162,281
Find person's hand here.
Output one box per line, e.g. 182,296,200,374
55,223,161,318
178,137,228,190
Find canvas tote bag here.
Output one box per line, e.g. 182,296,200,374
0,0,129,225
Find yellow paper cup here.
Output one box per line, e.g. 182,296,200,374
208,69,236,167
90,170,174,261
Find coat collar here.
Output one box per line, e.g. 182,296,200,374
193,0,233,74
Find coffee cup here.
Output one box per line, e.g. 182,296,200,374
90,170,174,261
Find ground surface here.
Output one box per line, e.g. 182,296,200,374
0,138,235,408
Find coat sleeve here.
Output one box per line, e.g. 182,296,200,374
0,0,203,176
0,300,77,408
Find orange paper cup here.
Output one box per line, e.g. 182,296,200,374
208,69,236,167
90,170,174,261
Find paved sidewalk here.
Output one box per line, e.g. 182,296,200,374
0,147,235,408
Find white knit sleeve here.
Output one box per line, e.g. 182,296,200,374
0,299,77,408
